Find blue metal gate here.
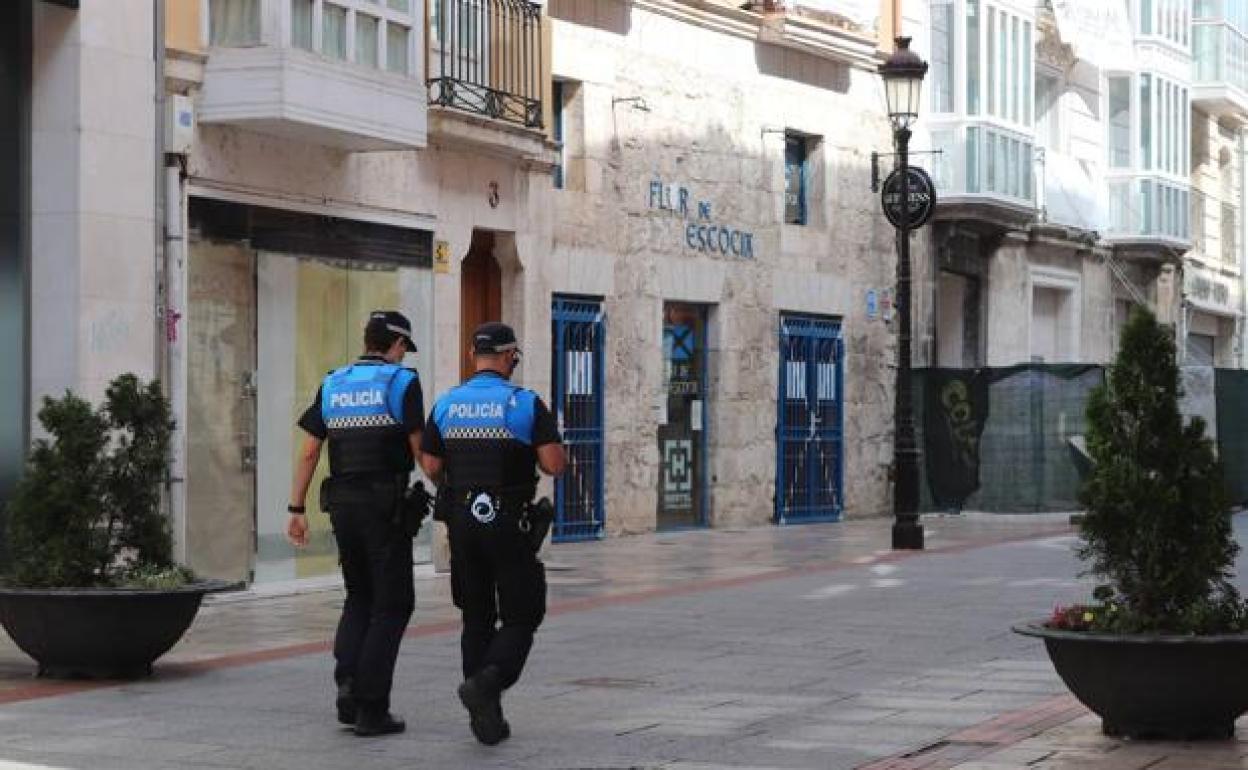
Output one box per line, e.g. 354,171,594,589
551,297,606,541
776,315,844,524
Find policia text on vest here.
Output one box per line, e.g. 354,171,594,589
286,310,424,738
420,321,567,746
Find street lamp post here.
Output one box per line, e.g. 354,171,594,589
879,37,928,550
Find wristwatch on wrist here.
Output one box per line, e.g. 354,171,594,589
287,504,307,515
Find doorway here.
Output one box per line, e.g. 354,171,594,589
460,230,502,380
776,314,844,524
551,296,606,541
658,303,709,530
187,199,435,584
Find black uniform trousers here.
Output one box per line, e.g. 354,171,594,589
447,507,547,690
329,478,414,711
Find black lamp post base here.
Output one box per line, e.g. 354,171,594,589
892,521,925,550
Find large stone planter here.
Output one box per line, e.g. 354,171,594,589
0,580,235,679
1014,621,1248,739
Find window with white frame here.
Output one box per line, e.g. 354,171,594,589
1142,73,1190,177
208,0,261,46
1105,67,1191,240
929,0,1032,124
931,0,955,113
1140,0,1191,49
1108,75,1132,168
966,0,981,115
1105,71,1189,177
290,0,415,74
986,5,1031,126
1035,72,1061,151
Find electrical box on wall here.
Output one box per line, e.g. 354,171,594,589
165,95,195,155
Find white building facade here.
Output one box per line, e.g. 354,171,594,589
0,0,161,563
906,0,1248,369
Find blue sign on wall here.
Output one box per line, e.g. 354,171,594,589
648,179,756,259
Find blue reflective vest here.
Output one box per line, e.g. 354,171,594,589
431,373,539,492
321,362,418,477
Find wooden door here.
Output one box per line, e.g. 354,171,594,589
459,230,502,380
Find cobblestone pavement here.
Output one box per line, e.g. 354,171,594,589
0,513,1242,769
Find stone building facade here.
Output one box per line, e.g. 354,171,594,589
548,0,899,533
165,0,558,583
2,0,903,586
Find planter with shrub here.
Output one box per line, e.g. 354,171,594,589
1014,308,1248,739
0,375,231,679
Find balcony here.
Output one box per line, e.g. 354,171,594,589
198,0,427,151
1193,18,1248,121
1104,175,1191,257
928,120,1037,229
428,0,544,130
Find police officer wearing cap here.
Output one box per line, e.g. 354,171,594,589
419,322,565,746
286,310,424,737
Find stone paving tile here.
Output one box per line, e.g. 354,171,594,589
8,514,1248,769
0,514,1072,692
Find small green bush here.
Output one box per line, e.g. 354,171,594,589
3,375,192,589
1064,307,1246,633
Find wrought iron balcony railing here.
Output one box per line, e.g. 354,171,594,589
428,0,544,129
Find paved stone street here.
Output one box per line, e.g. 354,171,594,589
0,514,1246,769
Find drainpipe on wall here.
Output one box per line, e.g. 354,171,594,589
153,0,185,559
165,163,188,565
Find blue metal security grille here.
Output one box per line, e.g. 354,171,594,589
552,297,606,541
776,315,844,524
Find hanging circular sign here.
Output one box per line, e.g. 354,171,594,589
881,166,937,230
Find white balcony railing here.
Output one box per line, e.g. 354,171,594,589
1105,175,1191,245
928,120,1036,211
1194,22,1248,92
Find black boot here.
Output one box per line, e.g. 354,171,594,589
496,703,511,743
336,680,356,726
457,666,507,746
354,704,406,737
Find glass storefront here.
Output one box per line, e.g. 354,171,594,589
188,199,434,583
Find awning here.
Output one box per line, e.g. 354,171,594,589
1050,0,1133,71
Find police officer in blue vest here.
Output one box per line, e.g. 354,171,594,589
286,310,424,737
419,322,565,745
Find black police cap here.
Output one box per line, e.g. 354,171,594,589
473,322,519,354
367,310,417,352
